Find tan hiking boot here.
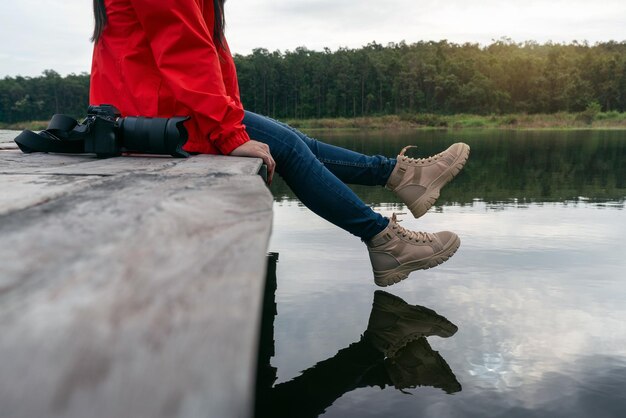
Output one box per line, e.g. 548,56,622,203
365,290,458,358
386,143,470,219
385,337,462,393
366,214,460,286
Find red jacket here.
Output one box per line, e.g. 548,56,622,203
90,0,250,155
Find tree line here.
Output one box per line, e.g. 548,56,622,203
235,40,626,119
1,40,626,123
0,70,89,123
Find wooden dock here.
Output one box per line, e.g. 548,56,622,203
0,130,273,418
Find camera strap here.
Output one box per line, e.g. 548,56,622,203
14,114,86,154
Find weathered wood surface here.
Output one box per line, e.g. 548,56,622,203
0,130,19,150
0,130,273,418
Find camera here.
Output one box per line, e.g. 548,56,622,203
14,104,190,159
83,104,190,158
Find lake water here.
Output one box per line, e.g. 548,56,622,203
255,129,626,418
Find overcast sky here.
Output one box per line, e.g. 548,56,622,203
1,0,626,77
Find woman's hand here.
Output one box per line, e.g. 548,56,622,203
230,140,275,185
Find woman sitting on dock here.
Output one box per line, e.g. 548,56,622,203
89,0,470,286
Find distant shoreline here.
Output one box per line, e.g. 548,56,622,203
3,111,626,132
283,112,626,131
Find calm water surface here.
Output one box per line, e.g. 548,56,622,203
255,130,626,418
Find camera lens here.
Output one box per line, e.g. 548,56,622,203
119,116,190,157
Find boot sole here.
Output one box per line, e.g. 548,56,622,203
407,143,470,219
373,234,461,287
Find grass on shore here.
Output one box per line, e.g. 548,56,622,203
283,111,626,130
3,111,626,132
0,121,50,131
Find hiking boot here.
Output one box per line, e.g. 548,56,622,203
385,337,462,394
386,143,470,219
366,214,460,287
365,290,458,358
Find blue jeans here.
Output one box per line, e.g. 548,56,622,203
243,111,396,240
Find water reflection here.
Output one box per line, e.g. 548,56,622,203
256,254,460,418
263,130,626,417
271,129,626,206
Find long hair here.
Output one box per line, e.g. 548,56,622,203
213,0,226,49
91,0,227,48
92,0,107,43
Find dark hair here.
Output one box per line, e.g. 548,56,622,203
92,0,107,43
92,0,227,48
213,0,226,49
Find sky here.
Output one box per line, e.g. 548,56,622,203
1,0,626,77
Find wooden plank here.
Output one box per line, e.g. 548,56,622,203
0,150,97,174
27,155,180,176
0,130,17,143
1,135,271,417
1,131,21,150
0,149,177,176
0,143,18,150
34,154,262,177
1,148,261,178
0,174,105,216
0,172,273,418
165,154,263,177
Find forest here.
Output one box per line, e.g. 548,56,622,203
1,40,626,124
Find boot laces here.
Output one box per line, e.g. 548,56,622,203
390,213,434,243
398,145,442,164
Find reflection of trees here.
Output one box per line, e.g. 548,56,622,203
255,254,460,418
270,130,626,206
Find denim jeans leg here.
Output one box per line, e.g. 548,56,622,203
261,115,397,186
243,111,389,240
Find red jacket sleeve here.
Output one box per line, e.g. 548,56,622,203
129,0,249,154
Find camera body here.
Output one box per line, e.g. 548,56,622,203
83,105,122,158
83,104,190,158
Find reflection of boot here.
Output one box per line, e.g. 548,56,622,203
386,143,470,219
365,290,458,357
366,214,460,286
385,337,462,394
256,289,462,417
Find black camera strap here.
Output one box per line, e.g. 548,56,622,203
14,106,190,158
14,114,86,154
